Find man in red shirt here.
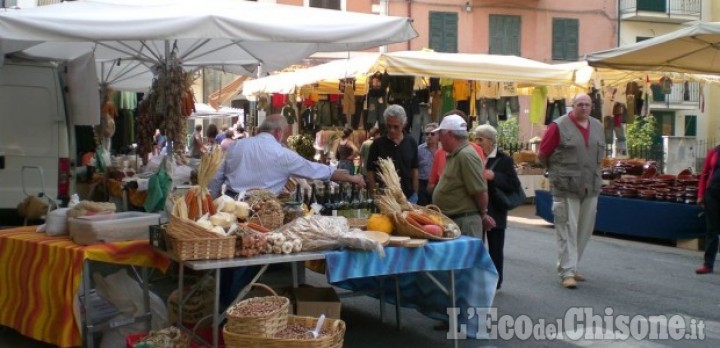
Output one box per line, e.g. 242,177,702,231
539,94,605,289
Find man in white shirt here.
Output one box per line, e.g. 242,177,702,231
209,114,364,198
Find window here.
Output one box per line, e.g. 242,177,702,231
636,36,652,42
685,115,697,136
489,15,521,55
429,12,458,53
1,0,17,7
309,0,341,10
552,18,578,61
637,0,666,12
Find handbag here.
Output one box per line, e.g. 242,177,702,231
487,157,526,210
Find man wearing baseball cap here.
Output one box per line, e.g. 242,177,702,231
432,114,496,239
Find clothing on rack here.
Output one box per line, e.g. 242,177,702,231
544,99,566,125
529,87,548,125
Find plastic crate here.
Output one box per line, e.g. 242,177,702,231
69,212,160,245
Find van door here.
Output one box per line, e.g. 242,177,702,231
0,62,66,220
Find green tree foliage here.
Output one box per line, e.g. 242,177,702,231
625,115,657,148
287,134,316,161
497,116,519,145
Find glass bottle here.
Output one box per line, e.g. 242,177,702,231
321,181,332,216
337,183,348,217
350,184,361,218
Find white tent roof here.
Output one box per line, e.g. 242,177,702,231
0,0,417,76
586,21,720,74
377,51,580,85
242,51,587,96
242,54,380,95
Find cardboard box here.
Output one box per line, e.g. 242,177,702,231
293,287,341,319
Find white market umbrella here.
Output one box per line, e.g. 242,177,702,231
0,0,417,76
586,21,720,74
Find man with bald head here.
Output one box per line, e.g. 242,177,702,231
209,114,364,198
538,94,605,289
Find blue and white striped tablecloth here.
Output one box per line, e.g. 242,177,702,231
323,236,498,338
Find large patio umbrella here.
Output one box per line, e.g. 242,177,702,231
0,0,417,76
586,21,720,74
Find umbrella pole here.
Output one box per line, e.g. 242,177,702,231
164,40,173,155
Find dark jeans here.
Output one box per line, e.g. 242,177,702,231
418,179,432,206
703,191,720,268
484,227,505,289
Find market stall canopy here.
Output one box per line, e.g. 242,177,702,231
242,51,586,96
242,54,380,95
0,0,418,76
586,21,720,74
375,50,581,86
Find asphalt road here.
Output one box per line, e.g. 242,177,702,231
2,207,719,347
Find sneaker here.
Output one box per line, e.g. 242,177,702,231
562,277,577,289
574,273,586,281
695,265,713,274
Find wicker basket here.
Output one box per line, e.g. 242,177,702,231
245,189,285,230
165,217,235,261
393,204,460,241
225,283,290,337
223,315,346,348
166,277,214,326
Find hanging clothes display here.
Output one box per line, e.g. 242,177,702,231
529,86,548,125
281,104,296,124
476,98,498,127
544,99,566,125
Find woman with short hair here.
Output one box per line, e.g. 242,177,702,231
474,124,521,290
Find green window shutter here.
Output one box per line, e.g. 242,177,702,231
685,115,697,136
429,12,458,53
637,0,666,12
552,18,578,61
489,15,520,55
309,0,340,10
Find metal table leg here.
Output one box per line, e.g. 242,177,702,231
213,268,220,348
82,260,93,348
450,270,458,348
394,275,401,330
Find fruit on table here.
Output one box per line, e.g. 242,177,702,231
367,213,394,234
421,224,443,237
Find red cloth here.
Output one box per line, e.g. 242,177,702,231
271,94,287,108
698,146,719,203
538,112,590,158
328,94,341,102
428,142,486,186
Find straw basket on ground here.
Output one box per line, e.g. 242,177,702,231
224,283,290,337
223,315,346,348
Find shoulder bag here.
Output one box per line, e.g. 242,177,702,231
488,157,526,210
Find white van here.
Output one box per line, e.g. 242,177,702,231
0,59,73,224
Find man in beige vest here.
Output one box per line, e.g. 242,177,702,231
538,94,605,289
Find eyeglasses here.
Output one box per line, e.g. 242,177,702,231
575,103,591,107
424,132,436,136
387,124,403,130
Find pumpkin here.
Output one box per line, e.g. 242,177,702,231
367,213,394,234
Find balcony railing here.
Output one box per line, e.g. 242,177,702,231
620,0,701,21
650,81,700,105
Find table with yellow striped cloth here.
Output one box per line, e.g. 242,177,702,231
0,227,170,347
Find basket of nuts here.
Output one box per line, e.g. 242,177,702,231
224,283,290,337
223,315,346,348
